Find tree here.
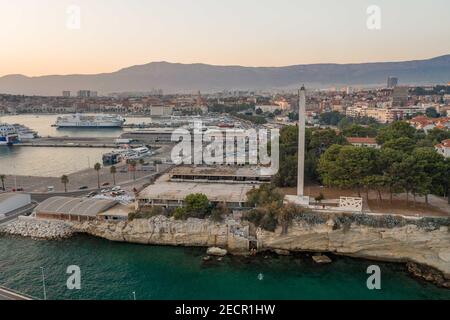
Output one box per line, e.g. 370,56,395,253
378,148,404,203
184,193,211,219
94,163,102,189
318,145,379,196
60,175,69,193
255,108,263,115
210,202,229,222
425,107,439,118
391,156,431,206
246,184,284,208
383,137,416,153
343,124,378,138
110,166,117,185
273,126,346,187
411,147,447,203
319,111,345,126
0,174,5,191
376,121,416,145
128,160,137,181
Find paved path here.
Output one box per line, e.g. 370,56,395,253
0,203,37,226
0,287,34,300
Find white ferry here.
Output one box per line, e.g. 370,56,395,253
12,124,39,140
0,124,19,146
55,114,126,128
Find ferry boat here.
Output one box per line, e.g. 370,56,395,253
0,124,19,146
55,114,126,128
12,124,39,140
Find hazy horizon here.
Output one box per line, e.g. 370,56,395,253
1,0,450,77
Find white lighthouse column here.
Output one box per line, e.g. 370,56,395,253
285,86,310,206
297,86,306,197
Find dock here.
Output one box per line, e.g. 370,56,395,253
17,137,143,148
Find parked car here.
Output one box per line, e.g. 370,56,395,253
112,186,121,191
102,182,110,186
79,186,89,190
87,191,98,197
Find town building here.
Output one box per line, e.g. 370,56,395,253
137,178,254,210
347,137,380,148
387,76,398,88
33,196,128,222
392,86,409,107
435,139,450,158
169,166,272,184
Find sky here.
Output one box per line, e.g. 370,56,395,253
0,0,449,76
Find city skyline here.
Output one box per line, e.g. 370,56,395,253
1,0,450,77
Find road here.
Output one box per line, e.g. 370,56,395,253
0,203,37,226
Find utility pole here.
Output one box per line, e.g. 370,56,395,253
40,267,47,300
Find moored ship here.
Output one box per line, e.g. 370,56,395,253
55,114,126,128
0,123,19,145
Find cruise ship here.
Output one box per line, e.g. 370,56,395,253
55,114,126,128
0,124,19,146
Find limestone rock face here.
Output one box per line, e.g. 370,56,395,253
73,216,229,248
258,220,450,280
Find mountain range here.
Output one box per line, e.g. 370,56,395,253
1,55,449,96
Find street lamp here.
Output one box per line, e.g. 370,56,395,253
40,267,47,300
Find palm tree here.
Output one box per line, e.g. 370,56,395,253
0,174,5,191
94,163,102,189
61,175,69,193
110,166,117,185
129,160,137,181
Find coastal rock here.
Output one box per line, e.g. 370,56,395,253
257,220,450,282
407,262,450,288
312,255,332,264
274,249,291,256
0,217,75,240
70,213,450,284
206,247,227,256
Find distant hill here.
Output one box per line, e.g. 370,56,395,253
1,55,449,96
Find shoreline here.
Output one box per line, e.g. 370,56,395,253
1,215,449,289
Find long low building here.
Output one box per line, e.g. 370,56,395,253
137,181,255,210
169,166,272,184
34,197,122,222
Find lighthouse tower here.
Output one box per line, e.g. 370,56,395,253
297,86,306,197
285,85,310,206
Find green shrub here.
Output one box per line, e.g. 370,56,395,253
173,207,188,220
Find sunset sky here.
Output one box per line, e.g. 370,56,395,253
0,0,449,76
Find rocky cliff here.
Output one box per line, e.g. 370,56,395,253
74,214,450,287
258,220,450,284
73,216,231,248
2,213,449,287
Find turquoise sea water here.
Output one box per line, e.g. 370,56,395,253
0,235,448,300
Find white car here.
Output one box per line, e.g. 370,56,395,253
112,186,121,191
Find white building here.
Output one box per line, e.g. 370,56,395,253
435,139,450,158
150,105,174,117
0,193,32,217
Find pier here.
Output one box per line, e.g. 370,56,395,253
0,286,35,300
17,137,143,148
